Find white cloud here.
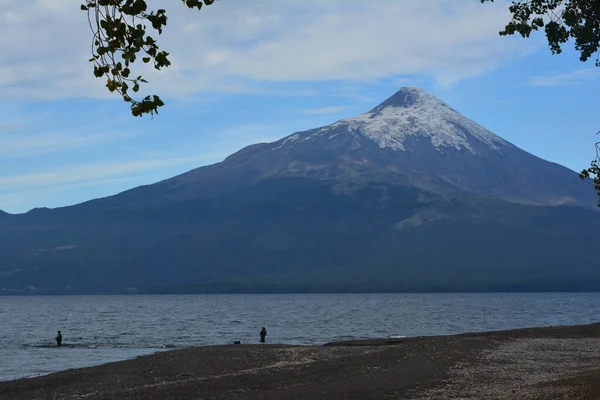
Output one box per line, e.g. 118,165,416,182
0,155,222,191
527,69,600,86
0,0,527,101
211,123,282,140
0,128,138,157
184,1,521,84
299,106,346,115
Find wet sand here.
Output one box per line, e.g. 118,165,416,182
2,323,600,400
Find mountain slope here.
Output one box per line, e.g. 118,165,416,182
88,87,592,210
0,87,598,294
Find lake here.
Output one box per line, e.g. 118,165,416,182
2,293,600,381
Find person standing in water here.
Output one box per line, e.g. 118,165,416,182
259,327,267,343
56,331,62,347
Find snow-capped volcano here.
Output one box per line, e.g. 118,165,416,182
164,86,593,208
275,86,512,156
331,87,509,154
3,87,600,295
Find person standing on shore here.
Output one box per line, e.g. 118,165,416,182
259,327,267,343
56,331,62,347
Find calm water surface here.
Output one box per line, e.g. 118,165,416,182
2,293,600,381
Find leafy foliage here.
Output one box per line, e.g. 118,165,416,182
481,0,600,65
482,0,600,205
579,138,600,207
81,0,217,117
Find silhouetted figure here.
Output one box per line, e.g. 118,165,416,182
56,331,62,347
259,327,267,343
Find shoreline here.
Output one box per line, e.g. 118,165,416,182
4,290,600,296
0,322,586,383
2,322,600,399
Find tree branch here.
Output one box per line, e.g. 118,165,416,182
82,0,218,117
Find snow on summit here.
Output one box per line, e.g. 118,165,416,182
324,87,510,155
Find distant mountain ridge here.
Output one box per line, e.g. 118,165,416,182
0,87,598,294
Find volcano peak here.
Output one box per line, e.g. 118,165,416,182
370,86,445,112
328,87,508,154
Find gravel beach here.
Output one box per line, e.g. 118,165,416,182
2,323,600,400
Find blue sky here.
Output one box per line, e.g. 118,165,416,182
1,0,599,214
